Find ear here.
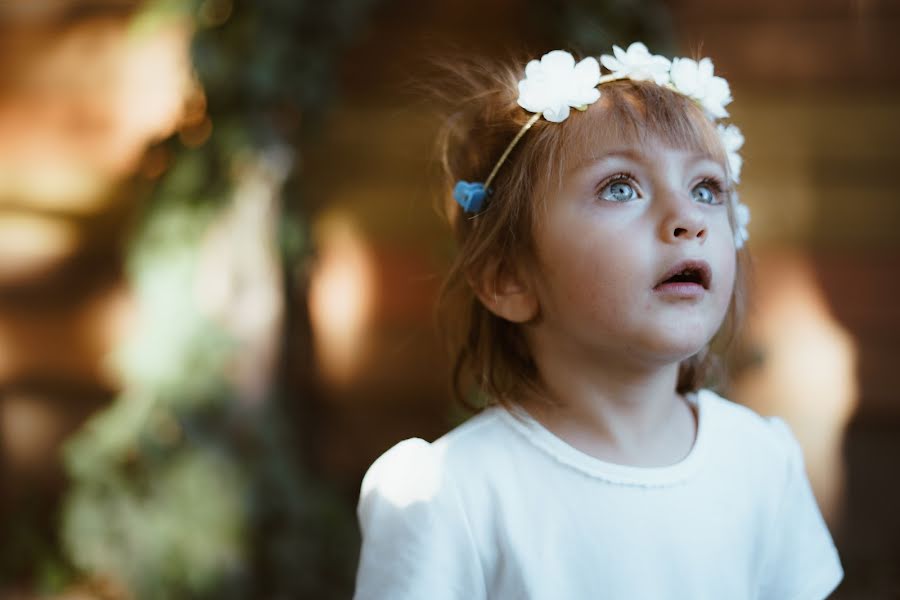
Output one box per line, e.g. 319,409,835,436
471,258,539,323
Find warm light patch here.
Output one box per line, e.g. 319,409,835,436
0,393,67,474
732,250,858,525
0,14,193,213
0,163,113,214
81,283,136,389
0,321,13,382
0,214,80,282
308,213,376,387
114,20,193,163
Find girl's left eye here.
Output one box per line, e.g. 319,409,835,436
691,178,725,205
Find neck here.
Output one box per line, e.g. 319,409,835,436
520,333,697,465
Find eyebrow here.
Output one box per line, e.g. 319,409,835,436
574,147,722,171
571,148,643,167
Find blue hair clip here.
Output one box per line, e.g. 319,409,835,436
453,180,488,213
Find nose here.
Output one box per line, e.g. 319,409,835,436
660,198,708,243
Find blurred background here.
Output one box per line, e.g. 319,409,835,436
0,0,897,598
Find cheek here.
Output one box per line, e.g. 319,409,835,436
719,230,738,286
539,233,637,314
712,247,738,319
708,213,737,293
725,254,737,292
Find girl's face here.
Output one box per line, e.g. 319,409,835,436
523,132,737,368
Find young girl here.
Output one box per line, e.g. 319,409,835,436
353,44,844,599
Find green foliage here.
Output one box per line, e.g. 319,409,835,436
64,448,248,598
59,0,377,597
60,177,247,597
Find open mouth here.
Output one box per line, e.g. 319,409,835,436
655,260,711,290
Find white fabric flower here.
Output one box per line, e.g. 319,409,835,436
733,198,751,248
717,124,744,182
517,50,601,123
599,42,672,85
670,57,732,119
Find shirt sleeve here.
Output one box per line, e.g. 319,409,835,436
759,417,844,600
353,438,486,600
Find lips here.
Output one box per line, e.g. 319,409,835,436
654,259,712,290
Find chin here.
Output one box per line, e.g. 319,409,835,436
642,330,713,365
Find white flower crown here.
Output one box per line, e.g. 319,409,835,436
452,43,750,249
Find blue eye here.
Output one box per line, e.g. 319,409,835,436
600,178,638,202
691,178,724,205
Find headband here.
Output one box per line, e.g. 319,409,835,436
452,44,750,248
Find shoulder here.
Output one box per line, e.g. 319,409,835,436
433,405,511,460
358,407,509,515
355,425,493,599
700,387,849,597
356,435,462,548
363,406,508,475
699,388,800,448
698,388,803,475
359,438,443,513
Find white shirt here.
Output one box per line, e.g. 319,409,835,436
354,389,844,599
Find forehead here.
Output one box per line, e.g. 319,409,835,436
553,80,726,177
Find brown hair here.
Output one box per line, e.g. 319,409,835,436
435,53,751,412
